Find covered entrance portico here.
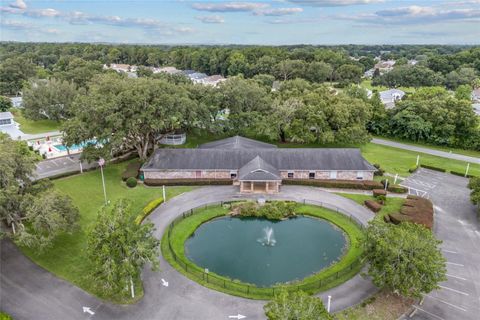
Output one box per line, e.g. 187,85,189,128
240,180,280,193
238,156,282,194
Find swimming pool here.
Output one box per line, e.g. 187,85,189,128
53,140,96,152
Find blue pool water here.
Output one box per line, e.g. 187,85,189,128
53,140,96,152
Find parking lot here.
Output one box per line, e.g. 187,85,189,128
35,153,97,180
401,169,480,320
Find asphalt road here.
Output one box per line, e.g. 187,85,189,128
401,169,480,320
0,186,377,320
371,138,480,165
35,154,97,180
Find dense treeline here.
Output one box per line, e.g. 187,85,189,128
1,42,479,154
1,43,479,95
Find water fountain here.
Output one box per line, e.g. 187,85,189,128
258,227,276,246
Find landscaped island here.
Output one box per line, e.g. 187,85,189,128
162,201,364,299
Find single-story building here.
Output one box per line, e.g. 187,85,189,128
380,89,405,109
0,112,23,139
141,136,376,193
0,111,14,126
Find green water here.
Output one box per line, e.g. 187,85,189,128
185,216,347,287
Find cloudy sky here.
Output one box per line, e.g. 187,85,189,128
1,0,479,44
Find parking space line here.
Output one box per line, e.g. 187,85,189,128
425,295,467,312
439,285,469,296
446,261,464,267
442,249,457,254
413,306,445,320
446,274,467,281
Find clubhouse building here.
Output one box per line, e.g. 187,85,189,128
141,136,376,193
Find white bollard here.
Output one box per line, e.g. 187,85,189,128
465,163,470,177
327,295,332,312
163,185,166,202
416,155,420,166
79,161,83,173
394,174,398,184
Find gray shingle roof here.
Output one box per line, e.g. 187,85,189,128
238,156,281,181
142,146,376,172
199,136,277,149
0,112,13,120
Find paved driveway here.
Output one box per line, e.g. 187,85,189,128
1,186,377,320
402,169,480,320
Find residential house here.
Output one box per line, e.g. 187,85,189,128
380,89,405,109
374,60,396,75
10,96,23,108
200,75,226,86
141,136,376,193
472,88,480,103
0,111,23,139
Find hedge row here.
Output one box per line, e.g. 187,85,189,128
144,179,232,186
135,197,164,225
283,179,383,190
121,161,142,181
365,200,382,213
372,189,386,197
388,195,434,229
420,164,447,172
387,184,408,193
450,171,477,178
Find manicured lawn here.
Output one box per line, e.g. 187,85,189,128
359,143,479,177
373,135,480,159
335,290,414,320
338,193,405,220
20,161,194,303
10,109,61,134
163,202,365,299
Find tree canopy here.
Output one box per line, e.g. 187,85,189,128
0,133,79,250
264,289,333,320
87,199,160,297
363,221,446,298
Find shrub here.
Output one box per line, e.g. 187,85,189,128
126,177,137,188
365,200,382,213
144,179,232,186
121,161,142,181
283,179,383,190
450,171,476,178
232,201,296,220
409,166,419,173
373,163,385,176
420,164,446,172
387,184,407,193
387,197,434,229
135,197,164,224
373,189,387,197
376,195,387,204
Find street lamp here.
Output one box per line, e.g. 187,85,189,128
98,158,107,205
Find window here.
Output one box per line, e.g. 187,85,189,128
230,171,237,179
309,171,315,179
356,171,364,180
287,172,294,179
330,171,337,179
0,119,12,126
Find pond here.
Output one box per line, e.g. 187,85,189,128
184,216,347,287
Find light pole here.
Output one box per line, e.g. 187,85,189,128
98,158,107,205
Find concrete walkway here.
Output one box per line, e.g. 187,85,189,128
371,138,480,165
1,185,377,320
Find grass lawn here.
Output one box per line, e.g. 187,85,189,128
338,193,405,221
359,143,479,177
10,109,62,134
20,161,194,304
335,290,414,320
373,135,480,159
163,202,365,299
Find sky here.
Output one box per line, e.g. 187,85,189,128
1,0,479,45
